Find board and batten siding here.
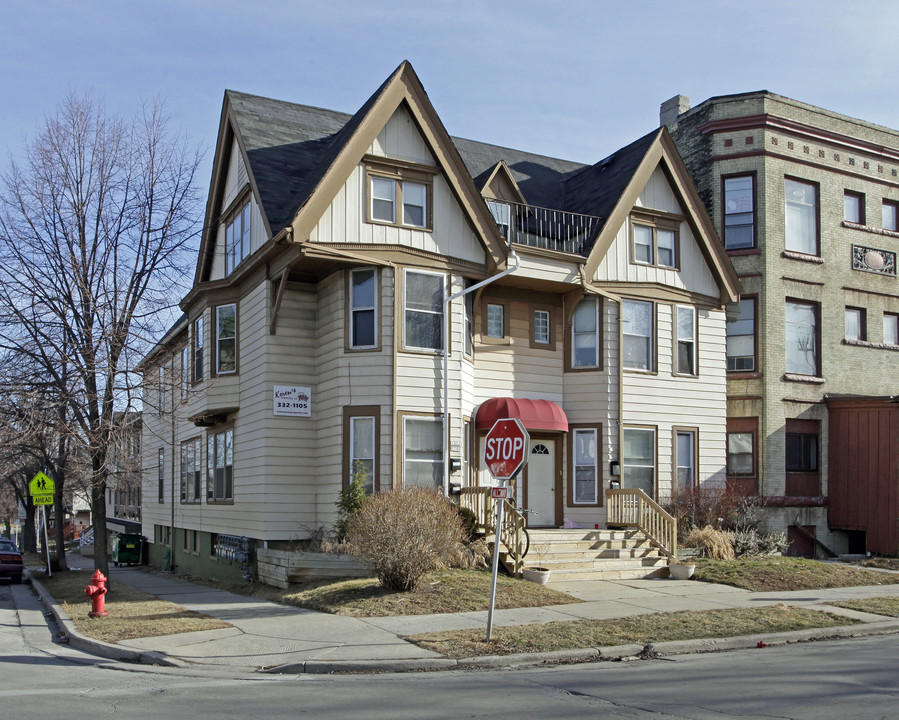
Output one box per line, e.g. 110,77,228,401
209,140,268,282
593,168,719,298
308,107,485,267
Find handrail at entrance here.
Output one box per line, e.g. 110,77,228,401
606,488,678,560
459,487,527,576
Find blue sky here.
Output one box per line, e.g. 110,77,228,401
3,0,899,188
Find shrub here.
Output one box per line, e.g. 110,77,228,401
731,528,789,557
664,484,743,542
456,506,480,542
684,525,735,560
345,487,467,591
333,463,369,542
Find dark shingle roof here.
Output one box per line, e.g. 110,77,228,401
226,89,659,257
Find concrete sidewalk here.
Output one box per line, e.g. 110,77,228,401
29,565,899,674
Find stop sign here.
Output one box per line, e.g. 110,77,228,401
484,418,530,481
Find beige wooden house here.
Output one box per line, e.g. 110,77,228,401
139,62,739,580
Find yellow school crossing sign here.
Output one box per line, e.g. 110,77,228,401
29,471,55,506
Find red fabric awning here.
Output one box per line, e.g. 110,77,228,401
475,397,569,432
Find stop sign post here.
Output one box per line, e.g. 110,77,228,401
484,417,529,641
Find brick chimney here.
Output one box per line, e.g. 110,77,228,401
660,95,691,128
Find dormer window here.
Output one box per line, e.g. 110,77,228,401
225,200,251,275
631,213,679,269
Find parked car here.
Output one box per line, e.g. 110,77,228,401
0,539,23,584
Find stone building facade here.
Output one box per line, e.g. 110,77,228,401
665,91,899,555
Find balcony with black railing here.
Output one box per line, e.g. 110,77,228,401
487,199,603,256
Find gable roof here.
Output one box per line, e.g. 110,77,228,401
196,61,737,302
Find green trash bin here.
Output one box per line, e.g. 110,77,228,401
112,533,143,566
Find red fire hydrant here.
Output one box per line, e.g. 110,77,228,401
84,569,109,617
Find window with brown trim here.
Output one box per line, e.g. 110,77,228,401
726,418,758,493
224,199,251,275
675,305,697,376
342,406,380,493
568,424,602,507
530,304,556,350
674,427,698,492
215,303,237,374
192,315,204,384
365,158,436,230
622,299,654,372
180,437,202,503
570,297,600,369
348,268,379,351
207,427,233,502
630,213,679,268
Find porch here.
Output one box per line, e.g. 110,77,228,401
460,487,677,581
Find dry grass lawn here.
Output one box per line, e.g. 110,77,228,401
828,596,899,618
408,604,860,659
34,568,231,644
692,556,899,592
202,568,576,617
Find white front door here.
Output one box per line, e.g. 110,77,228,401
524,440,556,527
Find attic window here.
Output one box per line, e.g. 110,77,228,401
365,156,437,231
225,199,251,275
630,211,680,270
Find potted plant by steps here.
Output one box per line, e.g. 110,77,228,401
667,558,696,580
522,544,551,585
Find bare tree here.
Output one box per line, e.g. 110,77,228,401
0,91,201,578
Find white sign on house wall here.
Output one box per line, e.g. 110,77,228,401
273,385,312,417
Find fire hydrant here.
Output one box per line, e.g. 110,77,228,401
84,569,109,617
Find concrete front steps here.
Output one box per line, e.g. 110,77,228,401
522,528,669,581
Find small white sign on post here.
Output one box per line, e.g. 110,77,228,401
273,385,312,417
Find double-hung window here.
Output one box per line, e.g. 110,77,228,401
402,416,443,489
225,200,251,275
785,419,820,496
622,299,653,371
726,298,756,372
571,298,600,368
158,365,167,415
675,429,697,492
572,428,599,505
350,268,378,349
180,346,189,399
631,215,678,268
180,438,202,503
192,316,204,383
785,299,819,376
884,313,899,345
350,417,376,494
366,159,434,230
207,428,234,502
784,178,819,255
622,427,655,498
675,306,696,375
157,448,165,503
403,270,443,351
845,307,866,342
844,191,865,224
727,431,754,477
216,304,237,374
882,200,899,232
723,175,755,249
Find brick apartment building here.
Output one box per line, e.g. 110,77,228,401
665,92,899,556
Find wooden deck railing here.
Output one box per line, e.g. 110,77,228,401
606,488,678,560
459,487,527,576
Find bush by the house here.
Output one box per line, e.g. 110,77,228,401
684,525,736,560
333,463,370,542
345,487,467,591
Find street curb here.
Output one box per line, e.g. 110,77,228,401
24,569,899,675
27,570,186,668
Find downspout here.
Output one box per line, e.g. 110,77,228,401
442,249,521,494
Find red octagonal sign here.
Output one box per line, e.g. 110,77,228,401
484,418,530,481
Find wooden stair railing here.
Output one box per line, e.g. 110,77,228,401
459,487,527,576
606,488,678,560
